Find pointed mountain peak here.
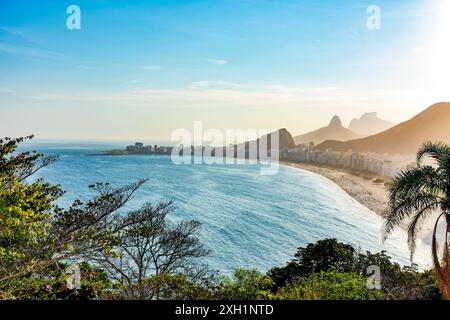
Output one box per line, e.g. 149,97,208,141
317,102,450,154
329,115,342,127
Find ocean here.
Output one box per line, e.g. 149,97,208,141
21,142,431,274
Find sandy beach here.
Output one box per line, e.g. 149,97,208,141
281,161,389,217
281,161,437,242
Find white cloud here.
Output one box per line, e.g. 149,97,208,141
24,84,361,110
207,58,228,65
0,26,26,37
189,81,246,89
0,26,40,44
0,43,64,60
10,83,431,140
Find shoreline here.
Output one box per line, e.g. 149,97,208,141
280,161,389,217
87,151,417,234
90,151,391,217
280,161,435,243
90,151,390,217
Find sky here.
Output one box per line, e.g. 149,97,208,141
0,0,449,141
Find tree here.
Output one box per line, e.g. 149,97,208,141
0,136,157,298
273,270,383,300
267,238,439,299
268,239,356,289
0,136,60,273
383,141,450,299
106,272,217,300
32,261,112,300
217,269,273,300
92,201,209,298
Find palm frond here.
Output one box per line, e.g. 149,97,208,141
417,141,450,165
383,165,445,240
417,142,450,182
407,201,439,260
383,192,440,240
389,165,445,201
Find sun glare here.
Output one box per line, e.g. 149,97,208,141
422,1,450,93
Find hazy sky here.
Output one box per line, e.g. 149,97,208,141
0,0,449,141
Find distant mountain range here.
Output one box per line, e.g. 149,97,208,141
348,112,394,136
237,102,449,157
293,115,361,145
315,102,450,154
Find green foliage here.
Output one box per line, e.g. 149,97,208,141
61,262,112,300
269,239,441,300
415,269,441,300
0,136,146,299
268,239,357,289
0,261,111,300
217,269,273,300
103,272,218,300
273,270,383,300
0,136,62,267
311,270,383,300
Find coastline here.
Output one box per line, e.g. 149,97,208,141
280,161,389,217
87,151,421,235
90,151,391,217
280,161,436,244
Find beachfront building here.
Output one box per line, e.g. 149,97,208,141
124,143,173,155
282,144,415,178
135,142,144,152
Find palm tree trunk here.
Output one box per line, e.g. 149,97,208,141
444,213,450,299
432,212,450,299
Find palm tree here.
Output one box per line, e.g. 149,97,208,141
383,141,450,299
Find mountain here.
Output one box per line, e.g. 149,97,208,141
223,128,295,159
245,128,295,151
276,128,296,150
316,102,450,155
348,112,394,135
293,115,361,145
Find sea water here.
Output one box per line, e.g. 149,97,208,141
23,142,431,274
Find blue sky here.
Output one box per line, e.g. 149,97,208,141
0,0,449,141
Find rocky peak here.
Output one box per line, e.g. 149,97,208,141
360,112,378,120
328,115,342,127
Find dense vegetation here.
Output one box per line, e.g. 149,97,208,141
0,136,443,300
0,136,207,299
